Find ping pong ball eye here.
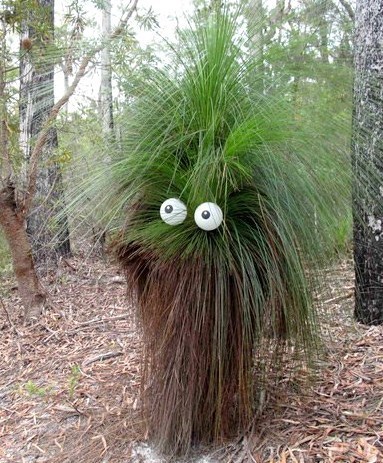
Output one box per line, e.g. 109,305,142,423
194,202,223,231
160,198,187,225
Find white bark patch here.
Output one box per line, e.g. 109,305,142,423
368,215,382,232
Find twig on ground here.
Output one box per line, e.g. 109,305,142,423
75,313,131,329
0,296,18,333
324,291,354,305
82,351,124,367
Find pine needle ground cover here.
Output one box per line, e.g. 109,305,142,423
70,7,352,455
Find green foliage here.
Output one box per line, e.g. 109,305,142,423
50,146,73,166
91,7,350,263
135,6,160,31
0,231,11,275
68,364,81,400
256,0,354,259
1,0,56,38
332,212,353,256
20,380,52,398
111,35,158,99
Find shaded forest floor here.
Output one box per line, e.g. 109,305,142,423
0,256,382,463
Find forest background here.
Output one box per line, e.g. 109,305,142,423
0,0,355,300
3,1,383,462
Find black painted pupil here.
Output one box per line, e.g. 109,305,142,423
202,210,210,220
165,205,173,214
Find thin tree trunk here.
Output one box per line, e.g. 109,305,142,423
352,0,383,325
99,0,114,138
318,1,330,65
247,0,265,64
96,0,114,253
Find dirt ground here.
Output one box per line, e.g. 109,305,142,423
0,256,382,463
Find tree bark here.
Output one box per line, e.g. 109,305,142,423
352,0,383,325
96,0,114,253
19,0,71,270
0,184,46,320
0,34,45,321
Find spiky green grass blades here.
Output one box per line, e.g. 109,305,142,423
110,7,349,456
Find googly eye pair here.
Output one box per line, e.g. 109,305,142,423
160,198,223,231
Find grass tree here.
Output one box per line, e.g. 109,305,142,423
83,5,350,454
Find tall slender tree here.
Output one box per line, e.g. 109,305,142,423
99,0,114,138
352,0,383,325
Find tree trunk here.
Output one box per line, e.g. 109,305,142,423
19,0,71,271
99,0,114,138
246,0,265,57
0,184,46,320
318,1,330,65
352,0,383,325
0,31,45,321
96,0,114,253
